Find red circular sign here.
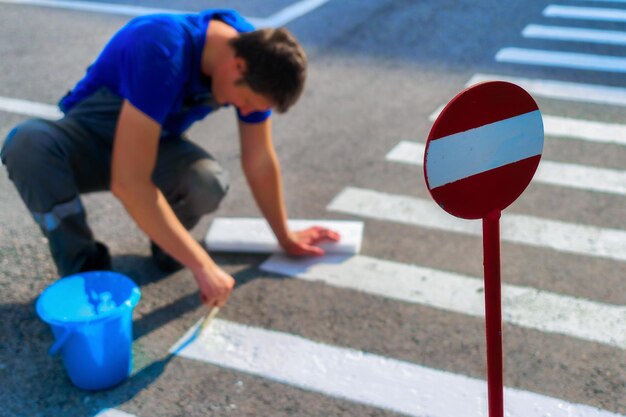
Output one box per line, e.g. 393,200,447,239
424,81,544,219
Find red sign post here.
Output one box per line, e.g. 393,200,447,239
424,81,544,417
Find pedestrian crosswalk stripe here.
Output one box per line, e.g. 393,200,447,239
496,48,626,73
0,96,62,120
260,254,626,349
542,115,626,146
467,74,626,107
571,0,626,3
430,106,626,147
522,24,626,46
171,319,623,417
0,0,331,27
327,187,626,262
544,5,626,23
93,410,136,417
387,141,626,196
0,0,189,17
262,0,333,28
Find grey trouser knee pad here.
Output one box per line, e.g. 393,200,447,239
171,158,230,230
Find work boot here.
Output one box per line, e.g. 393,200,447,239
78,241,112,272
150,242,183,272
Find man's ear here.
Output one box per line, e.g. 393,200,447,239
234,57,248,75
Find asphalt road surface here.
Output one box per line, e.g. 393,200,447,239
0,0,624,416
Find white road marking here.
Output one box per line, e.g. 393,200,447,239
388,141,626,196
495,48,626,73
0,96,62,120
543,114,626,146
544,5,626,22
327,187,626,262
0,0,331,27
429,106,626,147
467,73,626,107
93,410,137,417
522,24,626,46
571,0,626,3
426,111,543,188
261,254,626,349
260,0,332,27
171,319,623,417
0,0,189,16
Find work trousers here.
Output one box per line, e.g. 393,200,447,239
1,88,229,277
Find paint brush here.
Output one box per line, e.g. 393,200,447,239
200,306,220,333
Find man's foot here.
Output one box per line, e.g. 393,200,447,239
150,242,183,272
79,242,112,272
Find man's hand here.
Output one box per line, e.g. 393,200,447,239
192,264,235,307
280,226,341,257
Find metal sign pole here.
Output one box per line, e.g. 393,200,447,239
482,209,504,417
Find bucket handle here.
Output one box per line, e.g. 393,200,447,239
48,326,76,356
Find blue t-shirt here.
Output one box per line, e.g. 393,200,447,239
59,9,271,136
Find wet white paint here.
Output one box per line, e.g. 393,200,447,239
171,319,624,417
261,254,626,349
388,141,626,196
327,187,626,262
467,73,626,107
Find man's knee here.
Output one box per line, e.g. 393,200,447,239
186,158,230,215
1,119,59,179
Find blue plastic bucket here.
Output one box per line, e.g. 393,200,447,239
36,271,141,390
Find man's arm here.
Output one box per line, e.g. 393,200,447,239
110,100,234,306
238,118,339,255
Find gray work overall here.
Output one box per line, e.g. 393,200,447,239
1,88,229,276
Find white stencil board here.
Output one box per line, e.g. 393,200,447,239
204,218,363,254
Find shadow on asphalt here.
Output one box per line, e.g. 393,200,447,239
0,251,287,416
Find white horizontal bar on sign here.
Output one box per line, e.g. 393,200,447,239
496,48,626,73
387,141,626,196
523,24,626,46
327,187,626,262
429,106,626,147
0,96,62,119
261,254,626,349
425,111,543,188
467,74,626,107
544,5,626,23
171,319,623,417
204,218,363,254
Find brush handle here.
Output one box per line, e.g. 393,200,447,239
200,306,220,331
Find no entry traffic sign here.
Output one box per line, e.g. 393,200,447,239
425,81,544,220
424,81,544,417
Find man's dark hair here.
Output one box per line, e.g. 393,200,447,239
230,28,307,113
